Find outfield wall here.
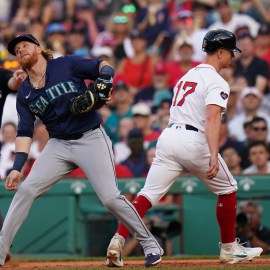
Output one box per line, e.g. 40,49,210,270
0,175,269,256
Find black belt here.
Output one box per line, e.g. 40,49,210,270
185,124,198,132
168,123,198,132
52,125,100,140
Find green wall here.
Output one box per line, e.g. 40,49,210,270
0,175,270,257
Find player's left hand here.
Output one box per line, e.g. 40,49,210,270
13,69,27,82
5,170,21,191
207,155,219,179
94,75,113,101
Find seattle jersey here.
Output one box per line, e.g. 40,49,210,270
16,55,102,138
169,64,230,133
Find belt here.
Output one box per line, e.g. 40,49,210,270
52,124,100,140
167,123,198,132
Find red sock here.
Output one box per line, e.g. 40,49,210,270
116,195,152,239
216,192,237,244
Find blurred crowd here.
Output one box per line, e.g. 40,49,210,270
1,0,270,181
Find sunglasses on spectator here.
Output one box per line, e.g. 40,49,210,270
114,16,128,24
253,126,267,131
122,4,136,13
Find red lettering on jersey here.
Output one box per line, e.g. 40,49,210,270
173,81,198,106
173,81,183,106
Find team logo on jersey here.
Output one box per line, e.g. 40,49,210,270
220,92,228,100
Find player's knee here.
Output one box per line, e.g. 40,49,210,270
18,182,39,200
102,195,123,210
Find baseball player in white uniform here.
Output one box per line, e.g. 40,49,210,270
106,29,263,267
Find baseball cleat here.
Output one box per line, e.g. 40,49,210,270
106,233,125,267
220,238,263,264
145,253,162,267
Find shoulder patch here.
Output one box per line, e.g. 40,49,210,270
220,92,228,100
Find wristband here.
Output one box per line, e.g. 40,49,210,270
12,152,28,172
100,65,115,77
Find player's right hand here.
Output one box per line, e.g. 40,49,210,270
207,155,219,179
5,170,21,191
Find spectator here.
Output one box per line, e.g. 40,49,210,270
115,29,158,95
93,11,134,65
131,102,160,148
191,1,216,29
134,0,170,48
219,115,245,155
91,45,115,66
234,32,270,95
0,122,16,180
45,22,67,56
238,0,266,24
0,68,26,127
249,116,269,144
228,87,270,142
208,0,260,38
90,0,121,32
104,80,133,144
151,97,172,132
66,27,90,58
243,141,270,174
115,128,148,181
236,200,270,254
11,0,52,29
134,61,172,107
240,116,270,168
69,4,99,49
254,24,270,70
169,9,207,63
226,74,248,121
167,38,201,88
220,145,243,175
113,117,134,164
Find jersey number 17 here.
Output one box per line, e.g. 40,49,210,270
172,81,198,106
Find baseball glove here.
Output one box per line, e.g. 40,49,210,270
70,83,98,115
94,74,113,101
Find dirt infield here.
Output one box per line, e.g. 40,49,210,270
3,258,270,269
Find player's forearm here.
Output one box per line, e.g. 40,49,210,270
15,136,32,154
205,120,220,157
7,76,21,91
205,105,222,156
12,137,32,172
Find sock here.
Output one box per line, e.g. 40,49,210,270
216,192,237,244
116,195,152,239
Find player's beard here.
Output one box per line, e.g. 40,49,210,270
19,51,39,70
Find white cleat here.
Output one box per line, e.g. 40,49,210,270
220,238,263,264
106,233,125,267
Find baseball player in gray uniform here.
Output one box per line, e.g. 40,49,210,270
0,34,163,267
106,29,263,267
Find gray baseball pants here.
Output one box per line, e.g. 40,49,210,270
0,127,163,264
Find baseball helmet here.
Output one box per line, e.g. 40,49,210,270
202,29,241,53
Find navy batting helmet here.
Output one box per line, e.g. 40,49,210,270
202,29,241,53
